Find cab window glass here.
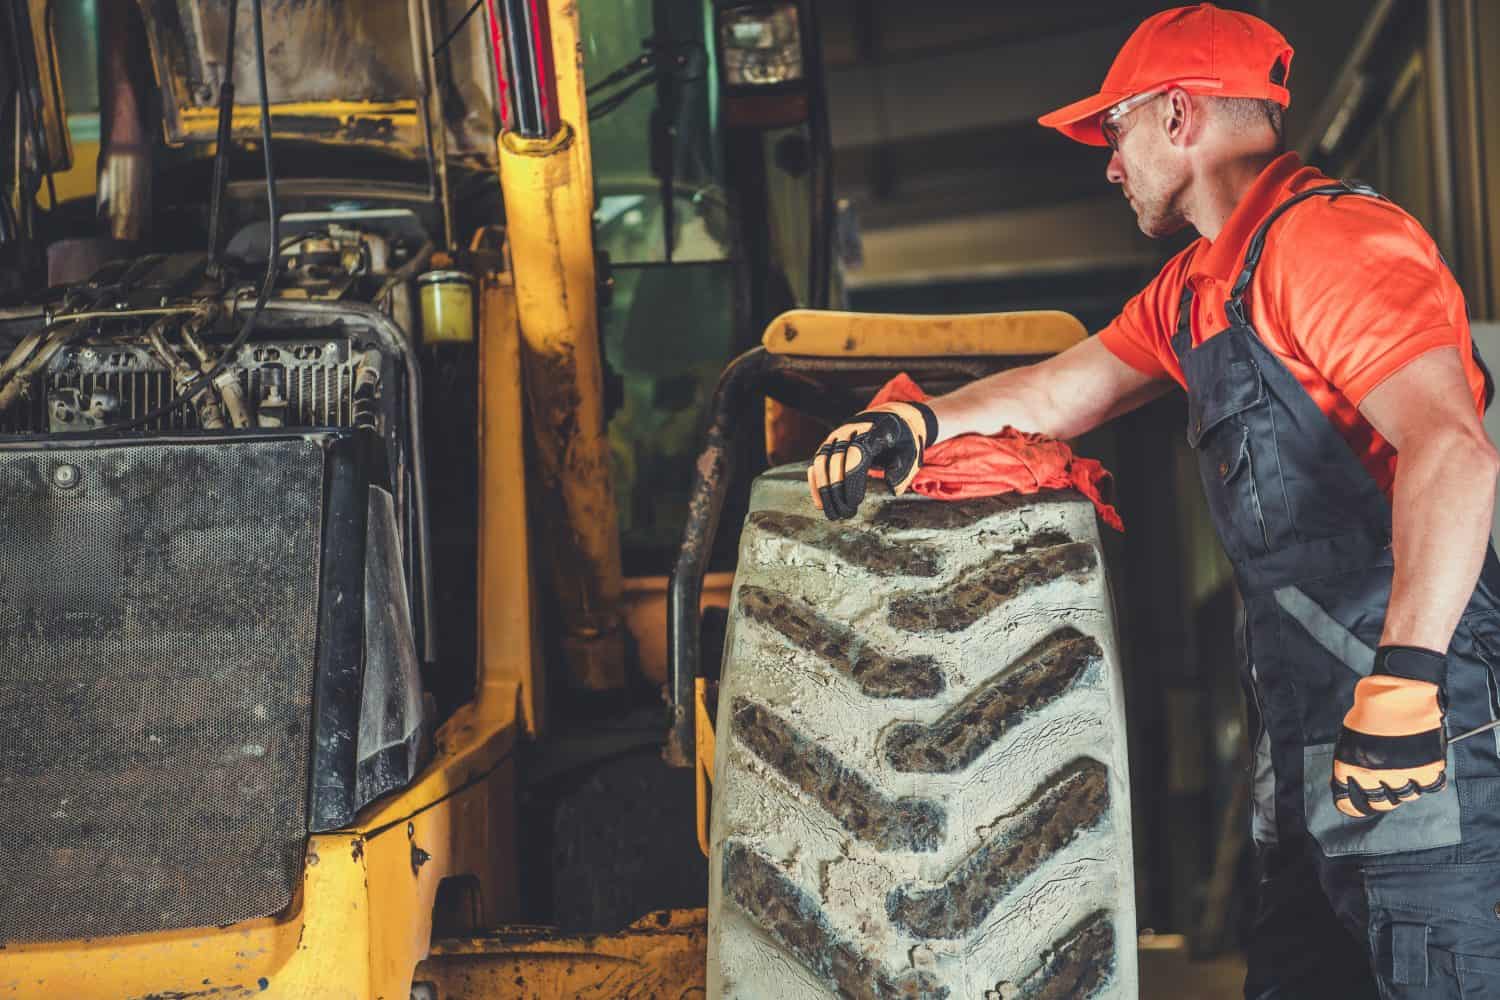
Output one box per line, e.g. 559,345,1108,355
580,0,739,569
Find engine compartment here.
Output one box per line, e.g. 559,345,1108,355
0,214,427,440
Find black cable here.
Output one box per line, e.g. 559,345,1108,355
587,71,659,120
430,0,485,60
586,52,653,96
114,0,277,432
204,0,239,277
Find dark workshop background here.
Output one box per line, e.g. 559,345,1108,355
816,0,1500,973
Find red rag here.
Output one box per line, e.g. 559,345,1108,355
867,373,1124,532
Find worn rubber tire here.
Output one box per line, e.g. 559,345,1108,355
707,466,1137,1000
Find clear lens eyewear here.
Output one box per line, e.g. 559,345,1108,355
1099,80,1219,151
1100,88,1167,151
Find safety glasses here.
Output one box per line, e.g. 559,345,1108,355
1100,79,1219,151
1100,89,1166,151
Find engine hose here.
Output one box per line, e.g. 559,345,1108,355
0,323,78,413
181,314,252,429
147,314,226,429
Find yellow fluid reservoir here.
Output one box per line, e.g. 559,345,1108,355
418,269,476,343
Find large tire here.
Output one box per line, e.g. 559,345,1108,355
707,466,1137,1000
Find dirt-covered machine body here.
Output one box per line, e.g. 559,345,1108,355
0,1,1133,998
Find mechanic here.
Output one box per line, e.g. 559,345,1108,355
806,4,1500,997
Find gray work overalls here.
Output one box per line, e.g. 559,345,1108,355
1171,182,1500,998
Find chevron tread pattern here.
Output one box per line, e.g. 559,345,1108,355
710,473,1134,999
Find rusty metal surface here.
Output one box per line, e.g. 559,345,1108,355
667,348,776,765
737,584,945,699
884,758,1110,940
418,909,707,1000
731,697,946,852
882,628,1102,773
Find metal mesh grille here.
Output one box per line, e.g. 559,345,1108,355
0,438,324,943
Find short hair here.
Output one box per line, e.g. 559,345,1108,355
1210,96,1286,152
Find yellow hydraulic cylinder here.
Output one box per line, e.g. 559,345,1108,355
496,0,624,690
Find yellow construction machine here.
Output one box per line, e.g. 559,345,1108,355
0,0,1128,997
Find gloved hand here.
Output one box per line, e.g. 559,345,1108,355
1331,645,1448,818
807,401,938,520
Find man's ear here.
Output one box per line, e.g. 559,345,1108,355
1163,87,1195,147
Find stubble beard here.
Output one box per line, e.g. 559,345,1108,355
1127,167,1189,238
1131,189,1188,238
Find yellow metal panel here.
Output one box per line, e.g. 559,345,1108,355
695,678,716,860
477,271,543,735
0,834,367,999
173,102,421,153
762,308,1088,357
38,137,99,205
416,909,707,999
354,695,518,833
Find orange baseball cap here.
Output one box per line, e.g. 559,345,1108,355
1038,3,1293,146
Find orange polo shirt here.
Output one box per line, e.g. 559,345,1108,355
1098,152,1487,496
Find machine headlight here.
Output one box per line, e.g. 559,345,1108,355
718,3,803,87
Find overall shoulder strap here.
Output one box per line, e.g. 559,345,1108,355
1224,180,1496,410
1169,285,1195,366
1224,181,1378,326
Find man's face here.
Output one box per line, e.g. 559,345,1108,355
1103,93,1190,238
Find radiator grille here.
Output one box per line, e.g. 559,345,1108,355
0,438,325,943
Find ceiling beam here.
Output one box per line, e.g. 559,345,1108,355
824,19,1137,149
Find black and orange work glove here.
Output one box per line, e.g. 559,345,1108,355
1331,645,1448,818
807,401,938,520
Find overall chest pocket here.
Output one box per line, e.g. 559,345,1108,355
1188,357,1272,555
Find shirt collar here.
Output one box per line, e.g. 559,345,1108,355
1187,151,1306,290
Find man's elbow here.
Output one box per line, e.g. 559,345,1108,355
1396,425,1500,492
1442,427,1500,484
1476,434,1500,485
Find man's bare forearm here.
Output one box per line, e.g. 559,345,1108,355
1382,429,1500,651
926,337,1171,443
926,364,1059,441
